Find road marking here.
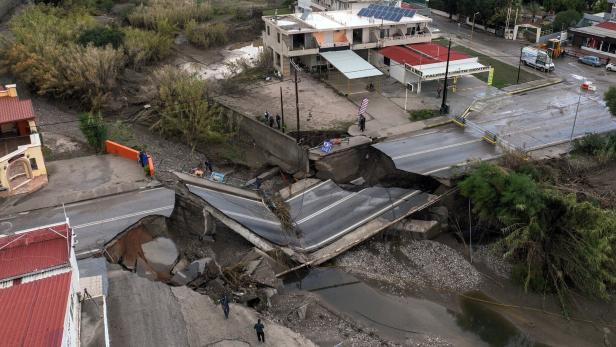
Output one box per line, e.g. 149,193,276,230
286,180,333,202
223,211,281,226
303,190,421,252
295,189,366,225
392,139,481,160
72,205,174,229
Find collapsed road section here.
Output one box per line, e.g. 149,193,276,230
179,173,439,265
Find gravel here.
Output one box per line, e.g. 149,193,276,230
473,244,512,279
335,239,482,294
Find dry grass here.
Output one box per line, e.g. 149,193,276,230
184,20,229,48
127,0,213,31
122,27,173,67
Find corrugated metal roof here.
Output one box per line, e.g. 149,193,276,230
0,272,71,347
0,97,35,125
0,224,70,280
571,22,616,39
597,21,616,31
379,43,470,66
319,50,383,79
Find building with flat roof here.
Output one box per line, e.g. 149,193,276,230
0,84,48,197
309,0,375,11
262,5,432,77
0,223,79,347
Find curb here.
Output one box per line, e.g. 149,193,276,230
506,78,564,95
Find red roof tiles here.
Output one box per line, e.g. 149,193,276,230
380,43,470,66
0,224,70,280
597,21,616,31
0,97,35,125
0,272,71,347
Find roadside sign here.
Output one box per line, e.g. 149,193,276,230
358,97,369,115
487,67,494,86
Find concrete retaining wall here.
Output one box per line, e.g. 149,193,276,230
0,0,21,20
220,103,308,174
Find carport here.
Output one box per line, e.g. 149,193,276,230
319,50,383,95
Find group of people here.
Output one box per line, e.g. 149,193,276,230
263,111,282,130
220,294,266,343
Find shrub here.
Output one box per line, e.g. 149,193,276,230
552,10,581,31
138,66,236,151
78,26,125,48
605,86,616,117
408,109,438,121
127,0,212,31
185,20,229,48
3,5,125,107
122,27,172,67
80,112,108,152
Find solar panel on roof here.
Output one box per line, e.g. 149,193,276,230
406,9,416,17
394,13,404,21
358,8,368,16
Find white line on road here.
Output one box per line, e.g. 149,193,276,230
72,205,174,229
295,189,366,225
223,211,281,226
392,139,481,160
187,185,262,204
285,180,333,202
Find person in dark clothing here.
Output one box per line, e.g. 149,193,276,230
268,115,274,127
220,294,230,319
255,177,262,190
359,114,366,132
254,319,265,343
203,159,213,173
275,113,281,130
138,150,148,167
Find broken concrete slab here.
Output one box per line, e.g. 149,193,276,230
391,219,442,240
278,178,322,200
141,237,179,273
240,248,285,288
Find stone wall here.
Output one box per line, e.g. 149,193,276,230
220,102,308,174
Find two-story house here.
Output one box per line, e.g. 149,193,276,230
262,5,433,77
0,84,47,196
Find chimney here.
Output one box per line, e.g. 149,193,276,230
6,84,17,97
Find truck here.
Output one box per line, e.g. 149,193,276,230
521,46,555,72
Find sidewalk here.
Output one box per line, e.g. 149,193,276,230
0,155,157,215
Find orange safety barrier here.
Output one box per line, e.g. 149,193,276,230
147,156,155,177
105,140,139,161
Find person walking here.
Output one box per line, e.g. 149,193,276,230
358,114,366,133
275,113,281,130
220,294,230,319
268,115,274,127
437,82,442,98
263,111,270,124
254,319,265,343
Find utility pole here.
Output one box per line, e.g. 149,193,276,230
516,46,523,84
440,38,452,114
471,12,479,42
279,86,285,133
570,91,582,141
290,60,301,143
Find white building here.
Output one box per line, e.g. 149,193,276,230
309,0,376,11
262,5,433,78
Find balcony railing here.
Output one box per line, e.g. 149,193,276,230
0,133,40,161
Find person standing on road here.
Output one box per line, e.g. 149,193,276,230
359,114,366,133
275,113,281,130
254,319,265,343
268,115,275,127
437,82,442,98
220,294,230,319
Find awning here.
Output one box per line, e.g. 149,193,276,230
319,50,383,79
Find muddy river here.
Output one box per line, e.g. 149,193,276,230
285,268,547,347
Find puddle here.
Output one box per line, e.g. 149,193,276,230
285,268,546,347
180,42,262,80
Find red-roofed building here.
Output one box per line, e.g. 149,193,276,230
0,84,48,197
0,223,79,347
570,20,616,58
376,42,490,93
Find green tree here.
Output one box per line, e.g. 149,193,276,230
77,26,124,48
605,86,616,117
552,9,582,31
79,112,108,152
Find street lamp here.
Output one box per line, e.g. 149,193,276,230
471,12,480,41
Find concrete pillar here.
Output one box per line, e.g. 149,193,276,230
536,28,541,43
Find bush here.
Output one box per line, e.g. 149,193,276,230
408,109,438,121
78,26,125,48
605,86,616,117
122,27,172,67
127,0,212,31
3,5,125,107
80,112,108,152
185,20,229,48
459,162,616,309
572,133,616,161
138,66,236,151
552,10,581,31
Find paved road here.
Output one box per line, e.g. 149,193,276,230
372,125,499,177
188,181,431,252
0,187,175,255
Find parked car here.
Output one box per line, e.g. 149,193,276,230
607,63,616,72
578,55,602,67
